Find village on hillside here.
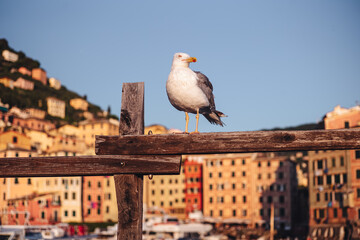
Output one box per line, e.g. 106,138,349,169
1,39,360,239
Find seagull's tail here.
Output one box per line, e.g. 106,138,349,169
203,110,227,126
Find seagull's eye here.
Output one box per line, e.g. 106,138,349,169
178,55,182,58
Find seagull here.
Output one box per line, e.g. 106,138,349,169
166,52,226,133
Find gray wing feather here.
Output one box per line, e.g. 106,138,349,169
195,71,215,110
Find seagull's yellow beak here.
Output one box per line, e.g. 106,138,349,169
183,57,197,63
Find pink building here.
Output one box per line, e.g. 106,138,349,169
14,77,34,90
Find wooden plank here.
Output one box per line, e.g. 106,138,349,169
0,155,181,177
96,129,360,155
110,82,144,240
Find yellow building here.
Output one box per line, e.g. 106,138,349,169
49,77,61,90
24,108,46,119
47,97,65,119
78,119,119,151
144,169,186,220
102,176,117,222
24,129,53,153
70,98,88,111
0,131,31,152
0,77,14,89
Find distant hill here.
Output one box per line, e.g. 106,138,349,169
260,122,324,131
0,38,118,125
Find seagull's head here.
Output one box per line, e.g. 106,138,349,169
171,52,197,68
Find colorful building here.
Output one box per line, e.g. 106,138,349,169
18,67,31,76
0,77,14,89
2,50,18,62
46,97,66,119
70,98,88,111
309,105,360,226
32,68,47,85
13,77,34,90
183,156,203,215
49,77,61,90
202,153,297,230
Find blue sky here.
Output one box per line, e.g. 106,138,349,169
1,1,359,132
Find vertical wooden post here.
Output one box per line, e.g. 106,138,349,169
114,82,144,240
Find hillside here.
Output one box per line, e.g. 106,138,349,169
0,38,117,124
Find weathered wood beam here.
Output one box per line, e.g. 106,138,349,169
96,129,360,155
0,155,181,177
110,82,144,240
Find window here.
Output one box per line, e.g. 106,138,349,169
73,211,76,217
332,158,336,167
357,170,360,179
317,176,323,185
218,172,222,178
232,183,236,189
258,174,261,180
242,159,246,165
41,211,45,219
13,136,17,143
233,210,236,217
231,160,235,166
260,209,264,216
219,210,223,217
64,210,68,217
358,188,360,198
279,161,283,167
88,209,91,215
356,150,360,159
88,195,91,201
278,172,284,179
343,174,347,184
98,181,101,188
242,210,247,216
242,171,246,177
232,196,236,203
317,160,323,169
327,175,332,185
209,173,212,178
209,184,213,190
72,192,76,200
319,209,325,218
243,196,247,203
280,208,285,217
267,196,272,203
267,161,271,167
340,156,344,166
344,121,349,128
335,174,340,184
279,195,285,203
316,193,320,202
259,197,263,203
258,162,261,167
210,210,213,217
209,197,213,203
97,208,101,215
88,181,91,188
325,192,328,201
97,195,101,201
27,178,31,185
232,172,235,177
334,208,338,218
14,178,19,184
342,208,348,218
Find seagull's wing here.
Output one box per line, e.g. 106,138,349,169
194,71,215,110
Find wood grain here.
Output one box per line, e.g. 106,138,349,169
96,129,360,155
111,82,145,240
0,155,181,177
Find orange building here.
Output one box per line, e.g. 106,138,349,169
323,105,360,220
202,153,296,230
18,67,32,76
83,176,104,222
32,68,47,85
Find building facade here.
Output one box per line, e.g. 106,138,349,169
32,68,47,85
46,97,66,119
